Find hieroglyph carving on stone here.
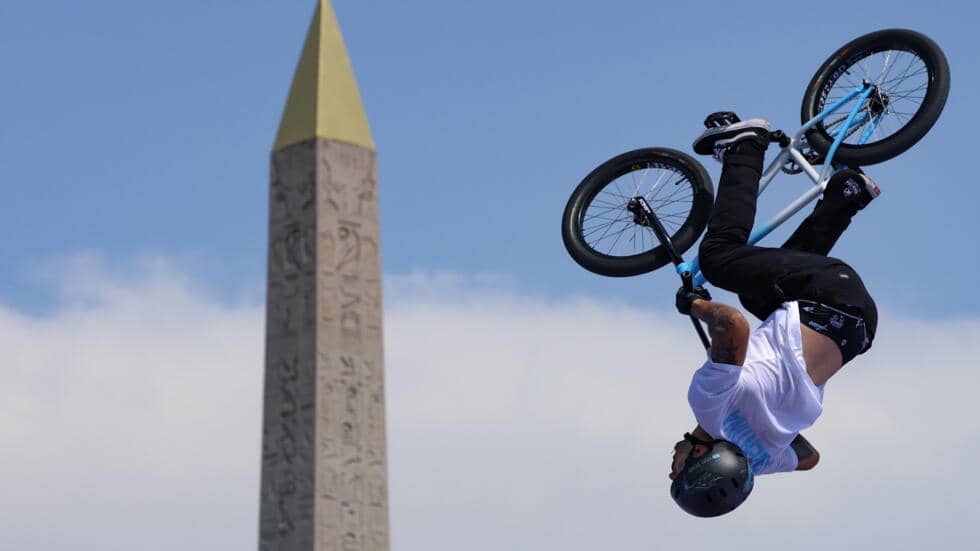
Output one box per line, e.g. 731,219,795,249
260,142,319,550
314,140,388,551
261,139,388,551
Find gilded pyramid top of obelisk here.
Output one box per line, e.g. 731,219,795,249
273,0,374,151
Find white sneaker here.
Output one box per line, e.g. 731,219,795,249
693,119,771,162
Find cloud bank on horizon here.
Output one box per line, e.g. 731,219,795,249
1,258,976,550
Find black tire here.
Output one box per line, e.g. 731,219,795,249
801,29,950,166
561,147,714,278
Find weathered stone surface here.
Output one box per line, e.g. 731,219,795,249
259,138,387,551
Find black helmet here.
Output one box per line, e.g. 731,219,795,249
670,436,753,517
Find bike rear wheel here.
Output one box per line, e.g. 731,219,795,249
561,148,714,278
801,29,950,166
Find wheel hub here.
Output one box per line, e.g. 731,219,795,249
868,85,890,115
626,198,651,227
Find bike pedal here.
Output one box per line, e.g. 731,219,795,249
703,111,741,128
769,130,791,148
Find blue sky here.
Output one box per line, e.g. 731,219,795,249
3,1,980,550
2,0,978,317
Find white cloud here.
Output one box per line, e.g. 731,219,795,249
2,264,978,550
0,257,264,550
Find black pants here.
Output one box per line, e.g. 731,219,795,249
698,144,878,350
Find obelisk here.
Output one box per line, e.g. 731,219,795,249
259,2,388,549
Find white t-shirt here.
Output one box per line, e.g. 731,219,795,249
687,302,824,475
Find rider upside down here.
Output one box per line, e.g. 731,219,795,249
669,117,880,517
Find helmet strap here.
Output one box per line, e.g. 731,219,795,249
683,432,716,448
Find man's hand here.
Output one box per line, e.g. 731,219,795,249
675,285,712,316
791,433,821,471
669,429,712,480
670,439,693,480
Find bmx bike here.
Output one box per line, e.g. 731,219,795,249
560,29,949,346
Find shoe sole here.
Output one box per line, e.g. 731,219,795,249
693,119,771,155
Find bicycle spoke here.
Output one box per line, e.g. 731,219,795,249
645,172,678,203
586,206,626,219
583,217,628,230
611,179,630,202
865,104,880,143
582,219,625,238
883,52,920,85
587,205,624,218
593,220,629,247
891,82,928,93
650,200,693,215
648,213,686,224
882,69,927,88
584,214,625,228
648,169,671,199
657,210,688,219
881,64,926,87
649,185,691,207
589,198,626,211
589,197,625,209
583,214,632,225
598,187,631,203
628,168,648,199
584,215,623,242
604,222,633,255
840,72,863,90
649,176,687,201
584,201,628,217
584,220,622,245
657,177,692,199
875,49,894,87
889,84,928,100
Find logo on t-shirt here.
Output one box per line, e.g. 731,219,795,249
723,410,773,473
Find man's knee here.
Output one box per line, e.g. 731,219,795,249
698,236,731,283
831,265,877,329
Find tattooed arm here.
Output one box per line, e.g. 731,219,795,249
690,299,750,366
791,433,821,471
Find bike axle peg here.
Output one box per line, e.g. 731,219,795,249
769,130,791,148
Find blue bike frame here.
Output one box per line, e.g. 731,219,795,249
675,82,878,286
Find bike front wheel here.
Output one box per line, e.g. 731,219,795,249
561,147,714,278
801,28,950,166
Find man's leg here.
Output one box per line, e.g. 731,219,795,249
695,117,880,343
780,169,880,255
734,169,881,319
697,137,840,314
